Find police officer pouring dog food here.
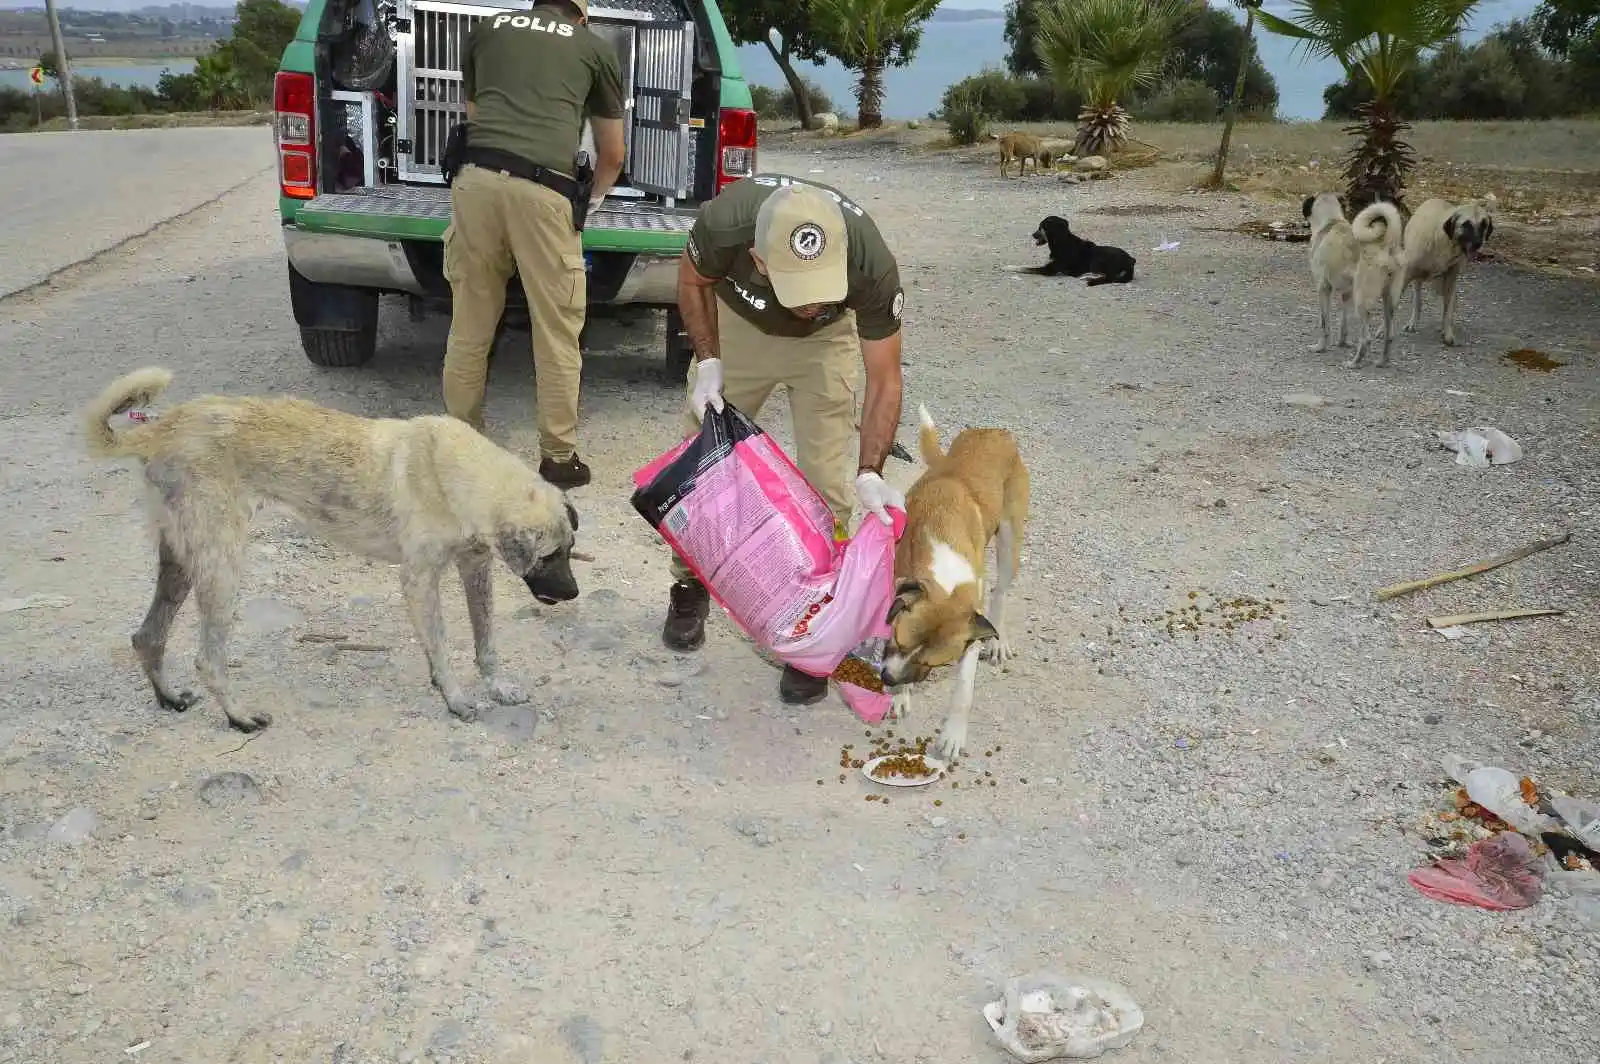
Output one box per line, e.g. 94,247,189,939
659,174,909,706
440,0,626,489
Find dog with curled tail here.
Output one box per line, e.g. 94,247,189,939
82,367,581,733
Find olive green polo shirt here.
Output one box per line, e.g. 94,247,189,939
462,3,625,176
685,175,907,341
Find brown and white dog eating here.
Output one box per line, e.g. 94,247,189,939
880,405,1030,760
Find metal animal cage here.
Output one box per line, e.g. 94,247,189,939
393,0,695,199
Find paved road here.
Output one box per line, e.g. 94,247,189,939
0,125,275,297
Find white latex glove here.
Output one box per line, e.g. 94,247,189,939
584,195,606,226
854,471,904,527
689,357,725,417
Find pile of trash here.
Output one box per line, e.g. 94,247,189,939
1409,754,1600,917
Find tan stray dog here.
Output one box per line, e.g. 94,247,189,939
998,132,1044,179
1303,192,1408,368
82,367,581,733
1402,194,1497,346
880,405,1030,761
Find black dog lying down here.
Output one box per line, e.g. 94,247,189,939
1014,215,1136,286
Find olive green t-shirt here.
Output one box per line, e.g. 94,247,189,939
462,4,625,176
685,175,906,341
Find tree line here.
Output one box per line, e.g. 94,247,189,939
1,0,298,132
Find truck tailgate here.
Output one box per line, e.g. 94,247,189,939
292,186,697,254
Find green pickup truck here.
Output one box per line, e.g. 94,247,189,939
273,0,757,378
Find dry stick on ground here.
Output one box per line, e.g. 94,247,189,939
1427,608,1566,629
1375,532,1573,601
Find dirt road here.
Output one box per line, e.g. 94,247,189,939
1,137,1596,1063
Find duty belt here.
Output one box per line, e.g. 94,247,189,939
461,146,581,201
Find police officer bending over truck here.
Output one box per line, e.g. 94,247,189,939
441,0,626,489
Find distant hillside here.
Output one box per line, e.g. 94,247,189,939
930,7,1004,23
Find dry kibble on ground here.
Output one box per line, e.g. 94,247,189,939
2,127,1590,1064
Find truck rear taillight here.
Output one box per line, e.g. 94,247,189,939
716,107,757,191
274,71,317,201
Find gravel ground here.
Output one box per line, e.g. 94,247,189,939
1,139,1596,1064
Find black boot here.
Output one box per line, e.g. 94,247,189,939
539,454,592,489
662,579,709,652
779,664,829,706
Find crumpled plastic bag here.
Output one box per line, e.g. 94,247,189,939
1435,426,1523,467
1440,755,1565,836
1408,831,1545,911
981,973,1144,1061
1552,795,1600,852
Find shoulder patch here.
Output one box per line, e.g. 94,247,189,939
891,290,905,320
686,234,701,262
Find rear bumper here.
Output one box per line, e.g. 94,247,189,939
282,226,680,306
284,227,425,295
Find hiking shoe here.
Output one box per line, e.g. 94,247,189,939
779,664,829,706
662,579,710,652
539,454,591,489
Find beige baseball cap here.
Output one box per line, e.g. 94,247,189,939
754,184,849,308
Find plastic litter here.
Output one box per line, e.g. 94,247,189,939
982,973,1144,1061
1441,755,1562,836
1552,795,1600,852
1435,426,1523,467
1408,831,1545,911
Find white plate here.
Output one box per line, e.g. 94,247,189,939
861,753,948,788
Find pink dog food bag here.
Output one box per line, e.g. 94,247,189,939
631,404,903,722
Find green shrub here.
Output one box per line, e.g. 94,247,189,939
944,83,991,145
0,75,169,130
1138,78,1220,122
1013,76,1083,121
941,67,1025,121
750,78,834,122
1323,18,1591,120
941,68,1082,124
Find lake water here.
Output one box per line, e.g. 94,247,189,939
0,59,195,94
734,0,1536,123
0,0,1534,121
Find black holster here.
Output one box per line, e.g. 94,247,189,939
571,150,597,232
442,121,470,186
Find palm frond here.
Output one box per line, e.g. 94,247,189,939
812,0,942,66
1257,0,1482,82
1036,0,1195,109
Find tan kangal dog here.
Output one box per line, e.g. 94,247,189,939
880,405,1030,760
1402,193,1497,346
1304,192,1408,368
82,367,581,734
998,132,1045,179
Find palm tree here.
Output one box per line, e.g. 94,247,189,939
1257,0,1481,210
1207,0,1263,188
1035,0,1196,158
812,0,942,129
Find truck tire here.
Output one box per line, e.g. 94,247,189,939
300,326,378,368
664,306,693,383
288,265,380,368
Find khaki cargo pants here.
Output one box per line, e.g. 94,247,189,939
441,162,587,460
669,296,861,583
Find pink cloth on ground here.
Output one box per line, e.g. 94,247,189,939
1407,831,1545,911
